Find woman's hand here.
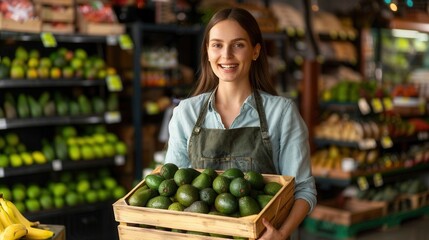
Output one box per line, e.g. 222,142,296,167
257,218,287,240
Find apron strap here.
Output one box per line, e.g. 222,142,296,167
192,91,214,135
253,90,270,143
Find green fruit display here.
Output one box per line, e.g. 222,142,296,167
214,193,238,215
238,196,261,217
175,184,199,207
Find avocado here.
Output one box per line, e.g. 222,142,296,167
128,187,154,207
160,163,179,179
256,194,273,209
17,94,29,118
146,195,172,209
229,177,251,198
201,168,218,181
239,196,261,217
214,193,238,215
92,96,105,114
212,175,231,194
221,168,244,180
174,168,195,186
145,174,165,191
199,187,217,206
175,184,199,207
191,172,212,190
28,96,43,118
168,202,185,211
244,171,265,190
184,200,210,214
158,179,178,197
264,182,283,196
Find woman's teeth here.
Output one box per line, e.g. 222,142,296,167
220,64,237,69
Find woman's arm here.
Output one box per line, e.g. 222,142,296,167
258,199,309,240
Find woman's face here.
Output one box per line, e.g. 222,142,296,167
207,20,260,85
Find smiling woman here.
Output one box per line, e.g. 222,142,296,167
165,7,317,240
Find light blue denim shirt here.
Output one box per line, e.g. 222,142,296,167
165,90,317,212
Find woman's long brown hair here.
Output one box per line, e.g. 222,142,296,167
191,8,278,96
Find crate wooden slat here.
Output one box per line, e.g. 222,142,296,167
309,198,386,226
113,170,294,239
33,0,74,6
0,14,41,33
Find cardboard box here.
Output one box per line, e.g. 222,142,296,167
113,169,295,239
309,198,386,226
76,10,125,36
0,14,41,33
33,0,74,6
39,6,75,22
42,23,74,34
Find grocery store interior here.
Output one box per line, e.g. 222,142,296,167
1,0,429,239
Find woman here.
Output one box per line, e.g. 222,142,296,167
165,7,317,239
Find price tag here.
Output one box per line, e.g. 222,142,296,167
0,168,4,178
418,132,429,140
0,119,6,129
286,27,296,36
419,101,426,114
383,98,393,111
106,35,118,46
119,34,134,50
329,30,338,39
371,98,383,113
381,136,393,149
105,111,121,123
358,98,371,115
40,32,57,48
373,173,383,187
358,139,377,150
106,75,123,92
52,160,62,171
115,155,125,166
357,176,369,191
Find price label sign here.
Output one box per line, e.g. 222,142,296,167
373,173,383,187
358,139,377,150
0,119,7,129
105,111,121,123
358,98,371,115
381,136,393,149
357,176,369,191
383,98,394,111
418,132,429,140
119,34,134,50
115,155,125,166
52,160,63,171
41,32,57,48
0,168,4,178
371,98,383,113
106,75,123,92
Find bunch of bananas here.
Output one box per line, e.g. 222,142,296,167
0,195,54,240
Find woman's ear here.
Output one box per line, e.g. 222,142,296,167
253,43,261,60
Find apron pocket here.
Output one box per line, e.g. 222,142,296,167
196,157,252,171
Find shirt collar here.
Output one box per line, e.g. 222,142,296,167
207,90,258,112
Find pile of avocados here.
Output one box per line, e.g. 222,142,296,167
128,163,283,218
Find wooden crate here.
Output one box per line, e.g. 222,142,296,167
39,6,75,22
42,23,74,34
113,169,295,239
76,11,125,36
309,198,386,226
0,14,41,33
33,0,74,5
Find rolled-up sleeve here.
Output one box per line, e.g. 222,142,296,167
277,99,317,213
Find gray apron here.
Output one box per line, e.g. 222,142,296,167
188,90,277,174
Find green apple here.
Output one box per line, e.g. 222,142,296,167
10,65,25,79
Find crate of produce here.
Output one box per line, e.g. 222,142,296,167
0,14,41,33
38,5,75,22
76,4,125,36
33,0,74,5
113,166,295,239
309,198,386,226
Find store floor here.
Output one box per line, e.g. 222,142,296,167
299,216,429,240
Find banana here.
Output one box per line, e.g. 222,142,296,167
26,226,54,240
0,197,38,227
0,223,28,240
0,205,14,228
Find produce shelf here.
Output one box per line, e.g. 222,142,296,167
0,113,121,129
0,79,106,88
0,31,112,43
0,156,125,178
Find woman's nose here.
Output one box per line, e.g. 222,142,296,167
222,45,232,58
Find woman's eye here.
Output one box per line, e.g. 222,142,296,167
212,43,222,48
234,43,245,48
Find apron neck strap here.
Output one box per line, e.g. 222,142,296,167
192,90,269,140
